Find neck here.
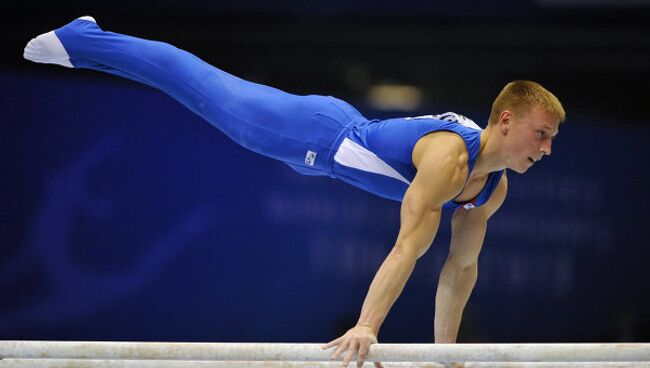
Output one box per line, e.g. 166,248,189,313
472,124,507,178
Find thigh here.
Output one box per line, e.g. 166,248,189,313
208,94,361,172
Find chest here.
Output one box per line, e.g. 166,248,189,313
454,174,489,203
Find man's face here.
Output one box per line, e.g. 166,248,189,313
501,105,560,174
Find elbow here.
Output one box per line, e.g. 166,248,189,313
445,256,478,274
440,258,478,288
391,241,425,263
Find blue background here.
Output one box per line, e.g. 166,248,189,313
1,0,649,344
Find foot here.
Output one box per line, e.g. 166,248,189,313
23,16,97,68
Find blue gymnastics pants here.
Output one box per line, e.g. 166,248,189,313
54,18,366,175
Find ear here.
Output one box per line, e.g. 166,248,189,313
498,110,513,134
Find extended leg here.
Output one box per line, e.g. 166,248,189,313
24,17,361,168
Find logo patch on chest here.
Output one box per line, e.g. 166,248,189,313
463,203,476,210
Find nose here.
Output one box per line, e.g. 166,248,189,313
541,140,552,156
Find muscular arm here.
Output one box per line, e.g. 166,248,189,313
324,132,468,367
354,198,439,332
435,173,508,343
356,140,467,332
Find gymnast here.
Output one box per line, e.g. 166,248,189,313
24,16,565,368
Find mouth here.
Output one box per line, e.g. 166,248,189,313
528,157,536,164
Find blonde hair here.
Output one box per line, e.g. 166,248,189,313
488,80,566,125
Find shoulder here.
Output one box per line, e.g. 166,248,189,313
453,173,508,222
478,172,509,218
408,132,469,207
412,131,468,172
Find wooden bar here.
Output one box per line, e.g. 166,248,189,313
0,359,647,368
0,341,648,363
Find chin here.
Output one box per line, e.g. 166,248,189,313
510,165,529,174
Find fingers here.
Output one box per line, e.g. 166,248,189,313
331,339,350,360
342,339,359,367
321,336,344,350
357,341,370,368
323,327,379,367
443,363,464,368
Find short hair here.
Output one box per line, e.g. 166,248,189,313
488,80,566,125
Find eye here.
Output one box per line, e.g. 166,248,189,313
538,130,547,138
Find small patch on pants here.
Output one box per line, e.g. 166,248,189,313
305,150,317,166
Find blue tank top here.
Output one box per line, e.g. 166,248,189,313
331,112,504,210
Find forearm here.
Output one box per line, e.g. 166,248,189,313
356,247,418,334
434,259,478,343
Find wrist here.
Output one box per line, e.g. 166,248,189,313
356,322,378,334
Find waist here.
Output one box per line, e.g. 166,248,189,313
323,116,368,174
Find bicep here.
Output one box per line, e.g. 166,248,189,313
448,174,508,267
481,173,508,218
395,144,467,259
396,189,442,259
448,208,488,268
